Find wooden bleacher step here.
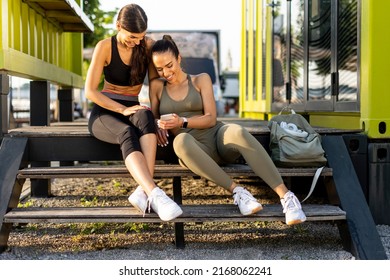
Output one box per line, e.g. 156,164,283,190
4,204,346,224
17,164,333,179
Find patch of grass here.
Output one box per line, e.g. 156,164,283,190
17,201,34,208
80,222,107,234
112,179,122,189
23,224,39,231
80,196,99,207
123,222,149,233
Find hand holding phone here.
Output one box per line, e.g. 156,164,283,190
160,113,174,121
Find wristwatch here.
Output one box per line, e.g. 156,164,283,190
181,117,188,128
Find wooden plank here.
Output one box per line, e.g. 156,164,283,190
0,137,27,251
3,204,346,224
8,125,92,137
28,136,124,161
17,164,333,179
322,135,387,260
7,122,363,138
20,136,175,162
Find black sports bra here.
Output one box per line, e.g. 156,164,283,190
103,36,146,86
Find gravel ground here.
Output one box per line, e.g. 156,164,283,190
1,176,389,260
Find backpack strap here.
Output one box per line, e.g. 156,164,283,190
300,166,325,203
279,106,295,115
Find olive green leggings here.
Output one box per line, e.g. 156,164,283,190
173,123,283,191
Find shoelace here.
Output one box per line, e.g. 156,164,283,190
282,193,301,213
144,197,151,217
233,189,256,205
146,189,170,216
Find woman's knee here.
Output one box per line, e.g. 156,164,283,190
118,127,141,153
221,123,248,142
132,109,156,135
133,109,154,123
173,133,195,157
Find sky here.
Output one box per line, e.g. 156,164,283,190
98,0,242,71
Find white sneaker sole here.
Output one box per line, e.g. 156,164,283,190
240,204,263,216
286,214,307,225
286,218,306,225
158,207,183,221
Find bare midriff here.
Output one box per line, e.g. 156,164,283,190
102,80,142,96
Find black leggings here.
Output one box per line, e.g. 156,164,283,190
88,100,156,160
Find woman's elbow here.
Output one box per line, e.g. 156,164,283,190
85,90,93,101
84,84,96,101
208,116,217,127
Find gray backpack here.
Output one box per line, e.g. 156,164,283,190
268,109,327,168
268,109,327,202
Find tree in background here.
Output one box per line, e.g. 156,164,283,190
83,0,118,48
82,0,117,91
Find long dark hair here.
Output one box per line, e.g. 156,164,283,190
117,4,149,84
151,35,180,59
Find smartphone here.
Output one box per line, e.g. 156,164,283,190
160,113,174,121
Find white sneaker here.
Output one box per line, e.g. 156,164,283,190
281,191,307,225
233,186,263,215
148,187,183,221
128,186,148,214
